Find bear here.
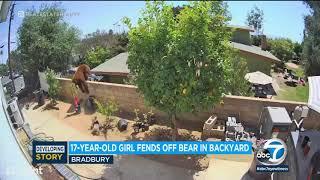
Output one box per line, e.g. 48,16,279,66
72,64,90,94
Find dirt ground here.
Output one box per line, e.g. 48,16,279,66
22,99,211,179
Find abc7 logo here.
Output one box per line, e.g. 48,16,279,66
256,138,287,165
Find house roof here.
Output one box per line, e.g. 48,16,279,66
230,42,281,64
91,52,130,75
228,25,254,32
91,41,280,75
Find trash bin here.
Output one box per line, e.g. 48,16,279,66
33,90,45,106
117,119,128,131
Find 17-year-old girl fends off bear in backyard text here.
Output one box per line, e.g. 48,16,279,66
72,64,90,94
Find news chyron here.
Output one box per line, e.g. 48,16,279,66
256,138,289,172
32,141,252,164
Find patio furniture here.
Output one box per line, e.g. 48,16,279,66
245,71,273,85
254,87,267,98
286,76,298,86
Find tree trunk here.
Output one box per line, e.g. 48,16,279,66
170,113,178,141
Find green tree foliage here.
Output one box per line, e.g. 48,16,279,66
45,68,60,104
124,1,233,140
94,98,118,138
293,42,302,61
85,46,111,68
0,64,8,76
17,4,80,91
10,50,23,72
172,5,189,19
302,1,320,76
75,29,128,65
95,98,118,122
246,6,264,35
268,38,295,62
251,35,261,47
225,52,251,96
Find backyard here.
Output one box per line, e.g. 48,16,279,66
276,84,309,102
273,63,309,102
21,99,212,179
18,97,255,180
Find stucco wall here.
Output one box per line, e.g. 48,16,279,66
239,51,272,75
58,78,320,131
231,30,251,45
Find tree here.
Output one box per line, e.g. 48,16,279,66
246,6,264,46
172,5,188,18
17,4,80,91
85,46,111,68
251,35,262,47
75,29,128,64
10,50,23,73
225,52,251,96
293,42,302,61
124,1,233,140
268,38,295,62
94,98,118,138
45,68,60,105
302,1,320,76
246,6,264,35
0,64,8,76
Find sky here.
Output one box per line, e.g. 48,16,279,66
0,1,311,64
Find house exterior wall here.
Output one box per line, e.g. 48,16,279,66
239,51,273,75
58,78,320,131
231,30,251,45
101,75,128,84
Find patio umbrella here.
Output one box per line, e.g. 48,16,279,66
245,71,273,85
308,76,320,113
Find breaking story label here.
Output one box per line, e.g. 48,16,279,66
68,141,252,155
33,141,68,164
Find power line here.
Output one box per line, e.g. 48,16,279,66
8,2,16,94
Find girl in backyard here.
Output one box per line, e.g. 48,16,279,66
74,96,81,113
